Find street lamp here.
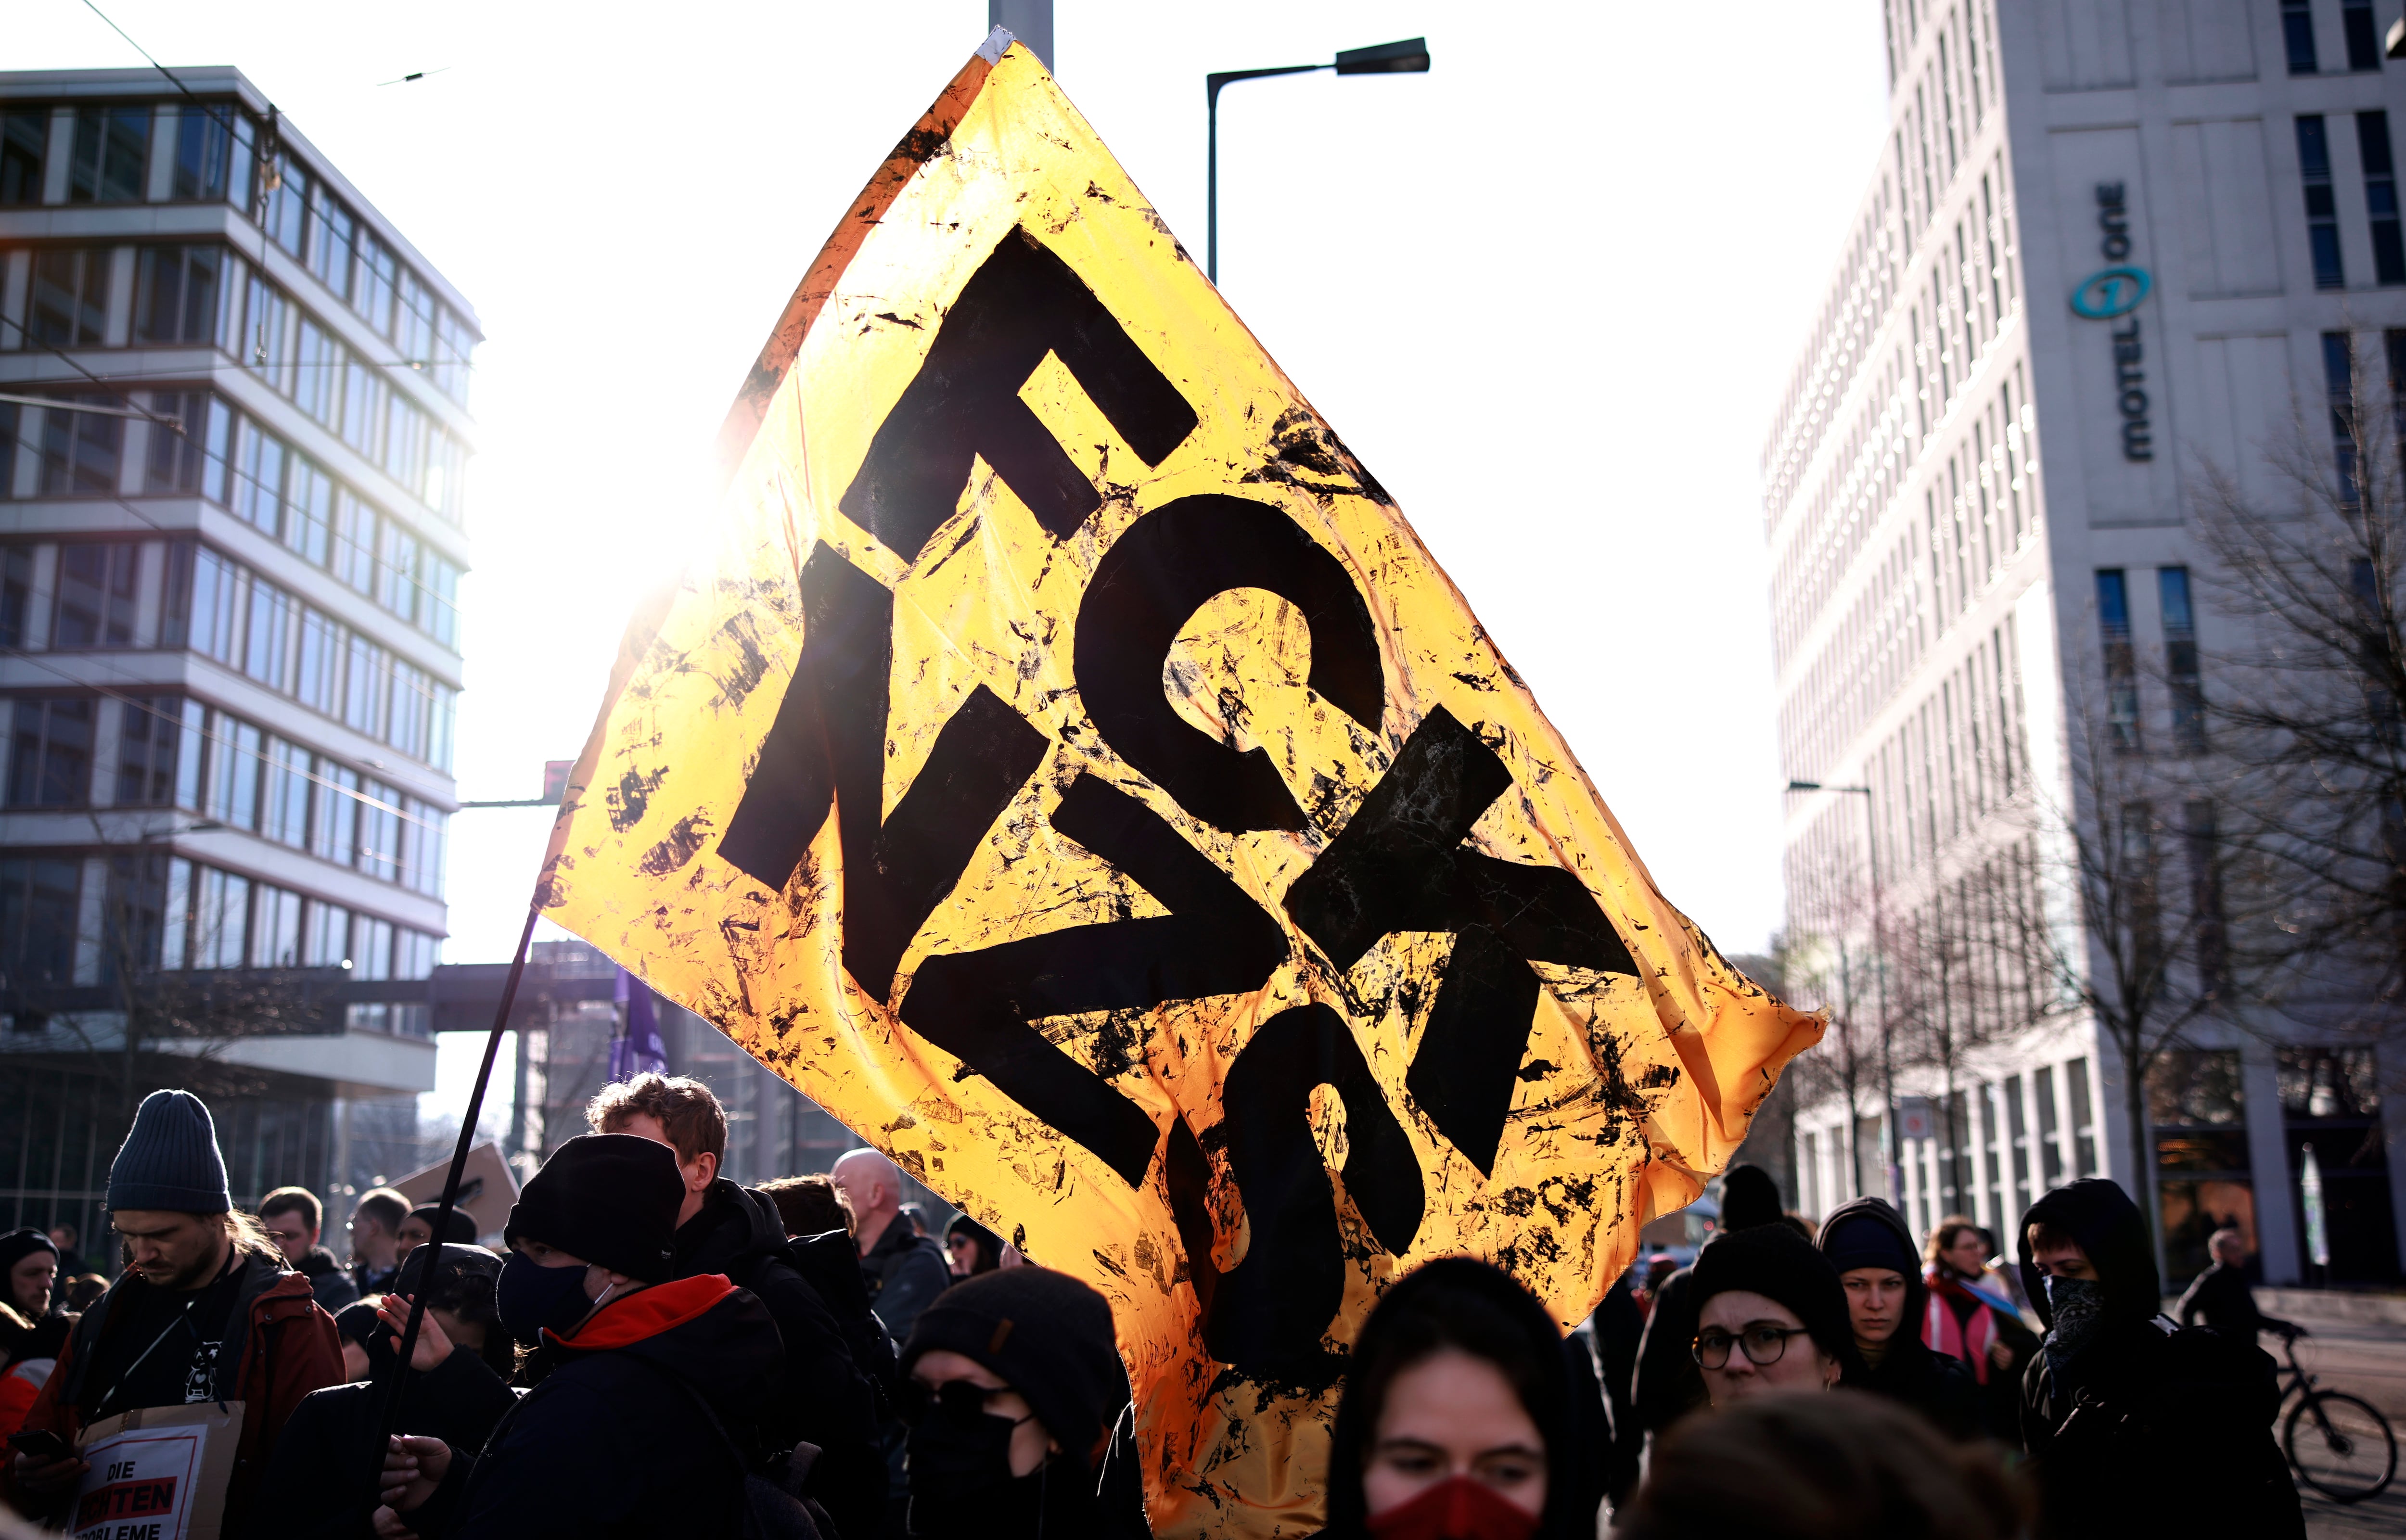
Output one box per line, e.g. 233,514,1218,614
1206,37,1430,283
1785,778,1901,1208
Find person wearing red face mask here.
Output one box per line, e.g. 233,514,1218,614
1322,1258,1592,1540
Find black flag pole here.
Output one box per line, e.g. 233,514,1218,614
362,898,544,1510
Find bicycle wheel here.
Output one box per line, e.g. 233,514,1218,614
2286,1390,2398,1503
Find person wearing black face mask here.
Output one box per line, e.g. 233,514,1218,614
2016,1178,2303,1540
899,1266,1146,1540
372,1135,788,1540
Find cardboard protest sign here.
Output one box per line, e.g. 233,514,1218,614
391,1142,517,1244
70,1401,239,1540
538,32,1820,1537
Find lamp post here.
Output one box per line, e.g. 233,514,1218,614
1206,37,1430,283
1786,778,1901,1207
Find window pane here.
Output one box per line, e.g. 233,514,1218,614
172,105,231,201
0,110,47,206
69,106,151,204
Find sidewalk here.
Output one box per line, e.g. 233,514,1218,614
2277,1295,2406,1540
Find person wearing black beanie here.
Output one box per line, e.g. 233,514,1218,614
1631,1163,1791,1439
1814,1197,1980,1439
1688,1224,1848,1407
371,1134,789,1540
900,1265,1147,1540
0,1229,57,1322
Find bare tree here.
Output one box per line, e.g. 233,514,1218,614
2190,330,2406,1057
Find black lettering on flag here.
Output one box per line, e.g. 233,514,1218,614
839,226,1200,561
1201,1002,1423,1380
1284,707,1638,1176
718,542,1052,1003
900,774,1289,1186
1075,494,1384,833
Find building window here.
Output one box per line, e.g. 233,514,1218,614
245,580,296,694
68,105,151,204
2326,331,2361,504
135,246,224,345
338,493,384,600
29,250,111,347
0,549,31,647
2097,570,2140,752
115,696,197,807
2035,1064,2064,1183
425,556,460,649
296,608,341,716
250,884,301,967
171,105,238,202
2067,1056,2098,1176
51,543,140,649
358,784,401,882
189,865,249,969
2345,0,2382,70
2361,114,2406,284
2300,117,2347,288
355,233,397,337
285,456,333,567
261,738,310,847
311,760,358,867
293,320,341,428
102,853,169,979
37,402,124,498
262,152,308,257
2286,0,2321,73
2160,566,2205,752
183,547,247,666
230,417,287,536
7,699,93,807
304,900,349,967
204,713,262,831
0,857,83,985
344,636,389,739
306,184,355,302
2278,1046,2397,1281
2185,798,2230,993
0,110,47,205
143,392,225,498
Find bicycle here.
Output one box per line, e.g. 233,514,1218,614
2275,1325,2397,1503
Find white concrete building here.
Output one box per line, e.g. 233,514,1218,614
0,68,473,1231
1767,1,2406,1285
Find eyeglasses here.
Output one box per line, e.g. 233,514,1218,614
1692,1324,1815,1369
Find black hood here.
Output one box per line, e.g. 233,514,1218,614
1325,1259,1583,1540
2018,1178,2159,1330
673,1178,785,1277
1815,1196,1929,1340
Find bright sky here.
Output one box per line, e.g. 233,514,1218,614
17,1,1889,1107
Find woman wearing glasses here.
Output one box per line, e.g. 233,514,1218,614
1685,1225,1852,1407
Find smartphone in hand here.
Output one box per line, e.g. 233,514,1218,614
7,1429,71,1462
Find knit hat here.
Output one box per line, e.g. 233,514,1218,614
394,1240,504,1299
901,1266,1129,1474
0,1228,57,1278
106,1090,230,1214
1820,1204,1920,1278
1690,1223,1851,1363
1717,1164,1785,1233
503,1134,681,1282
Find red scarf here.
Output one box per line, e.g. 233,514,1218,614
1923,1265,2000,1385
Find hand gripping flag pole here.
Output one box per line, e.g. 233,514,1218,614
362,900,543,1512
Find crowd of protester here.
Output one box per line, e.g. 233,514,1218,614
0,1085,2318,1538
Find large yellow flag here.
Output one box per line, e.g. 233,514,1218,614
541,32,1818,1536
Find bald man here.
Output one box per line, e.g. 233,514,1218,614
832,1148,953,1342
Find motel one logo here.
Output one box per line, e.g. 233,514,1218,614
2070,181,2153,463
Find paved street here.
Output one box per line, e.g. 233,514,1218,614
2279,1303,2406,1540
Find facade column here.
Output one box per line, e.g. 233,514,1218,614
2241,1041,2301,1285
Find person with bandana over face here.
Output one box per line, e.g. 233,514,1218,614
1321,1258,1593,1540
2018,1178,2304,1540
371,1134,788,1540
1814,1197,1983,1440
898,1265,1146,1540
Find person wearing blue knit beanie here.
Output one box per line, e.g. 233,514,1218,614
4,1090,342,1532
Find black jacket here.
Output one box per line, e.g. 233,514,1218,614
297,1247,361,1316
858,1218,950,1345
1630,1263,1707,1437
408,1275,785,1540
2176,1260,2295,1339
675,1181,882,1540
1815,1196,1984,1441
787,1228,898,1414
2017,1180,2303,1540
1588,1274,1644,1504
246,1345,519,1540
